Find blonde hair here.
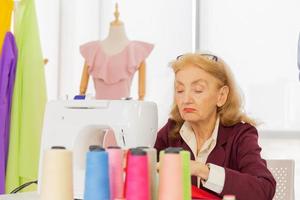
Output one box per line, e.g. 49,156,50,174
170,53,256,137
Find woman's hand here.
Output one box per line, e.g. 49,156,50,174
190,160,210,181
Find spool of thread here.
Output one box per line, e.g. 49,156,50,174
137,147,157,200
159,147,183,164
158,147,183,174
159,150,164,165
180,150,191,200
165,147,183,153
123,148,132,198
125,148,150,200
103,129,118,148
40,146,73,200
107,146,124,200
84,145,110,200
158,147,183,200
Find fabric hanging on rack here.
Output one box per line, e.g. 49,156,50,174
5,0,47,193
0,32,18,195
0,0,13,55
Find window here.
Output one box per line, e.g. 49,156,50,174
197,0,300,131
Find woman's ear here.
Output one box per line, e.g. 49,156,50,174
217,85,229,107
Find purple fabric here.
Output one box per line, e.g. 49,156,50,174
0,32,18,194
154,119,276,200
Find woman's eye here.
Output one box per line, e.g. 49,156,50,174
194,86,204,93
195,90,203,93
176,90,184,93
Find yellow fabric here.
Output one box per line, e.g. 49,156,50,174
0,0,13,55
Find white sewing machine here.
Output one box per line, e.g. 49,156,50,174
0,100,158,200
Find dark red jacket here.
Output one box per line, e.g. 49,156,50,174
154,119,276,200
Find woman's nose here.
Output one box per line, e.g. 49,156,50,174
183,91,193,103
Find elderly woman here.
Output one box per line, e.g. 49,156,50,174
154,53,276,200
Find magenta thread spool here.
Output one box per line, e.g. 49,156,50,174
158,147,183,200
107,146,124,200
125,148,150,200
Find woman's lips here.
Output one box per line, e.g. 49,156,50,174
183,108,196,112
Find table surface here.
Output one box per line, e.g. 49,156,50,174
0,192,39,200
0,192,201,200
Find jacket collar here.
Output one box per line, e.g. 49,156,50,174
216,122,232,147
206,122,235,165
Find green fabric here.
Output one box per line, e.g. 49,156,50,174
5,0,47,193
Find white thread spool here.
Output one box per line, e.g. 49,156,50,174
40,146,73,200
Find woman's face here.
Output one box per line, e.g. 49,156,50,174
175,64,228,123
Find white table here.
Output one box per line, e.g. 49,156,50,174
0,192,39,200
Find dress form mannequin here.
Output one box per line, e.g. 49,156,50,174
79,4,148,100
101,4,129,56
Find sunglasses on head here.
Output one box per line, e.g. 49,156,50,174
176,53,218,62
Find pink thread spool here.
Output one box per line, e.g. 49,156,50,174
137,147,157,200
107,146,124,200
158,147,183,200
125,148,150,200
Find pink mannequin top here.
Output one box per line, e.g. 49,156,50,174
80,40,154,99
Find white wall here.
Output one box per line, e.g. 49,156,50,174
36,0,60,101
199,0,300,131
58,0,101,100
